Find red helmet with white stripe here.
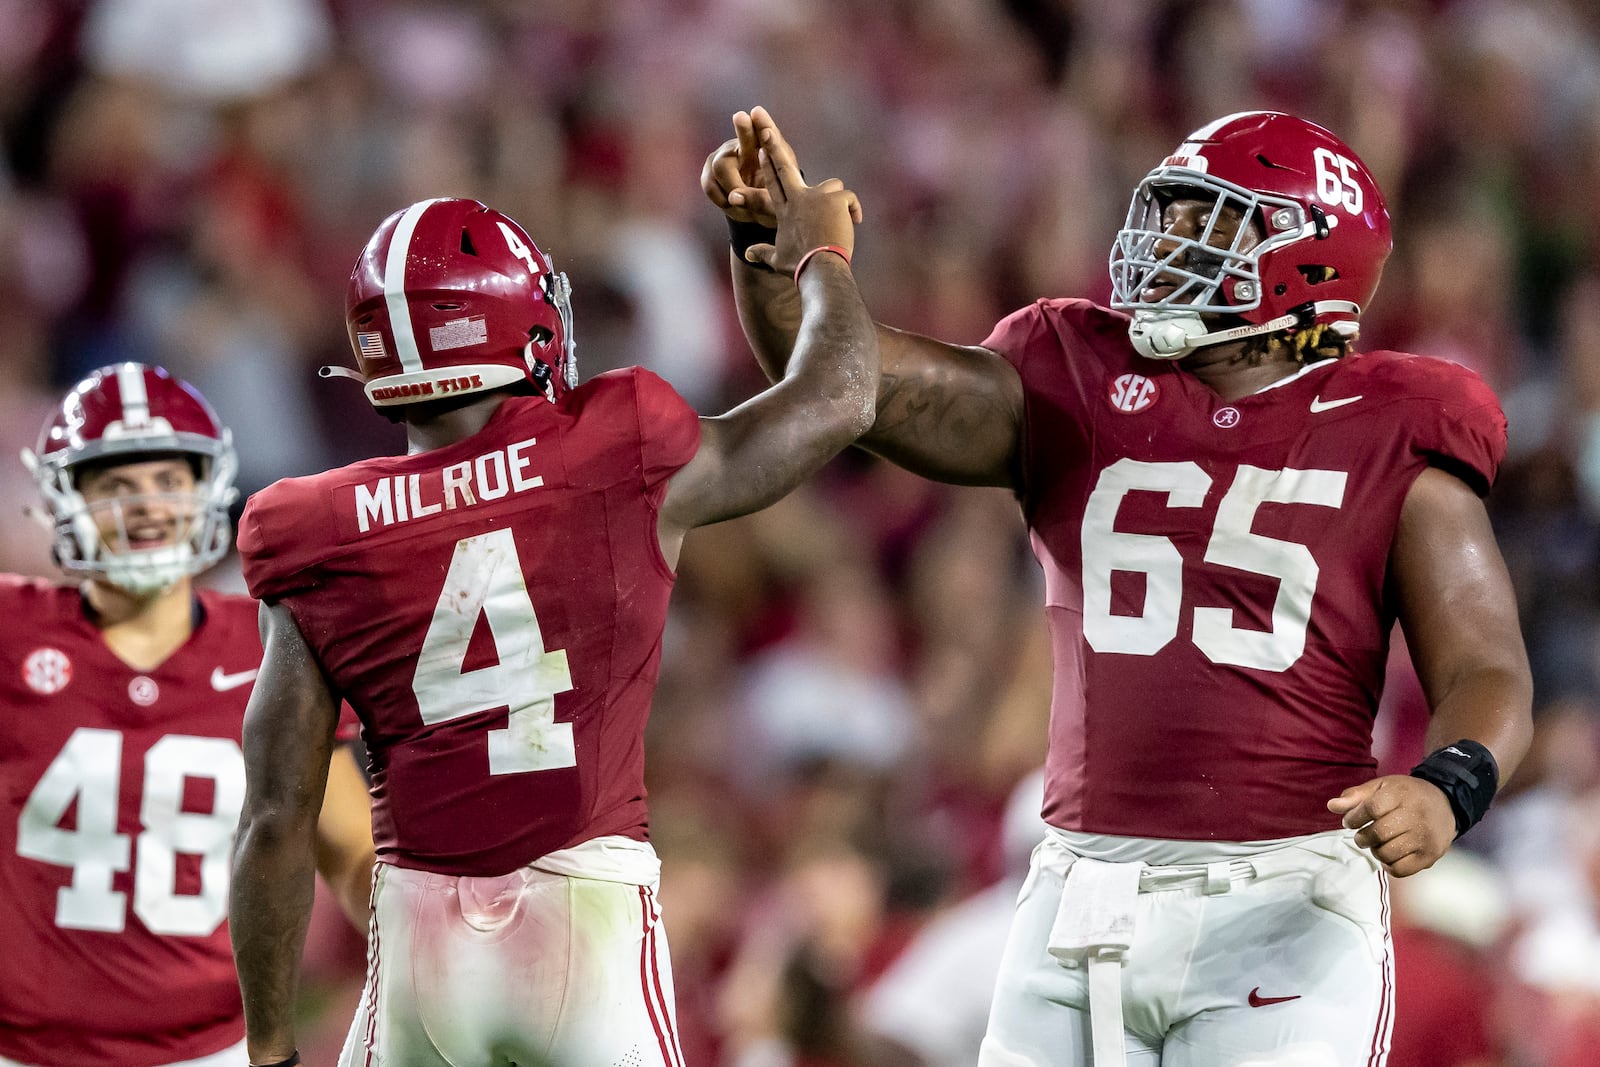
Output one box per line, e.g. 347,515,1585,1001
340,198,577,407
22,362,238,594
1108,111,1392,360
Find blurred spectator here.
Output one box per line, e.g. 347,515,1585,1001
734,558,917,785
1386,850,1511,1067
1506,786,1600,1067
855,768,1046,1067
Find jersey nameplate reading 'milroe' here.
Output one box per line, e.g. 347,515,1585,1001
354,436,543,533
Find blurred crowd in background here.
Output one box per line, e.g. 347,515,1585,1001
2,0,1599,1064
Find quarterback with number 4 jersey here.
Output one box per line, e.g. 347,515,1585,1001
240,366,700,875
0,364,373,1067
231,114,875,1067
708,109,1534,1066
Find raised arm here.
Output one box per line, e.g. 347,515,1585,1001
1328,466,1534,876
231,601,341,1065
703,107,1024,488
658,115,875,559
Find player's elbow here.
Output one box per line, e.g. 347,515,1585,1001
236,797,318,862
822,361,879,440
846,390,877,439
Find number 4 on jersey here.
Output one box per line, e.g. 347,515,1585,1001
413,528,577,775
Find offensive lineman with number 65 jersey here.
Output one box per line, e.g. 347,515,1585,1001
0,364,374,1067
231,112,876,1067
705,109,1534,1066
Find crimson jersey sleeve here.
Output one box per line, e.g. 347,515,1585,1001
983,300,1052,371
983,298,1159,510
629,366,702,494
1365,351,1507,496
238,480,321,604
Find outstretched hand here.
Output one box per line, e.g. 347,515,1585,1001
731,108,862,277
703,108,775,227
1327,774,1457,877
704,105,864,273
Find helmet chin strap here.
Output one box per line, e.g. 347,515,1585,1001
1127,309,1302,360
1126,300,1360,360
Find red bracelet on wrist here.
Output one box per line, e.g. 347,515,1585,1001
793,244,852,285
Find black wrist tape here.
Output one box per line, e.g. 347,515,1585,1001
727,217,778,273
1409,740,1499,838
253,1054,300,1067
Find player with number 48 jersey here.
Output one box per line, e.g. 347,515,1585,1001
0,364,373,1067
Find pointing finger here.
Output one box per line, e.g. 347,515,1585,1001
753,114,804,192
733,110,761,184
758,145,790,205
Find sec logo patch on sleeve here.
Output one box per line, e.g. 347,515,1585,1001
22,647,72,695
1108,372,1159,413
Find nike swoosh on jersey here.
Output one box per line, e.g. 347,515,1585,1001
210,666,259,691
1247,988,1303,1007
1309,394,1363,413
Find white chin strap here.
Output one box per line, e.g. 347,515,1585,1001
1128,310,1300,360
1127,301,1360,360
101,545,196,597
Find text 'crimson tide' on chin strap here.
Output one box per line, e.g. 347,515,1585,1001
1128,300,1361,360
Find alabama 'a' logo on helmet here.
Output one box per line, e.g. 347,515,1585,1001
342,198,578,408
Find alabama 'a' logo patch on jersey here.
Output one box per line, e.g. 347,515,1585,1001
128,675,159,706
1108,372,1159,414
22,647,72,695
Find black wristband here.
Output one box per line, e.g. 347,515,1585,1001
727,216,778,273
1409,740,1499,838
252,1053,300,1067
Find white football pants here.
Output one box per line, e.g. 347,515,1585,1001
339,857,682,1067
979,830,1393,1067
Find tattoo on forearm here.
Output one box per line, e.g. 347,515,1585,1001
873,370,1009,458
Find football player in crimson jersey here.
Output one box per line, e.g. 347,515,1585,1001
705,109,1534,1066
0,363,375,1067
229,116,875,1067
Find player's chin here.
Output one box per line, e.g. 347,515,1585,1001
128,538,174,550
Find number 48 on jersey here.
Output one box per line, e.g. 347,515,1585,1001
18,729,244,935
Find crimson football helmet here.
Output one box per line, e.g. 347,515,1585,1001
1109,111,1392,360
22,363,238,595
337,198,577,407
